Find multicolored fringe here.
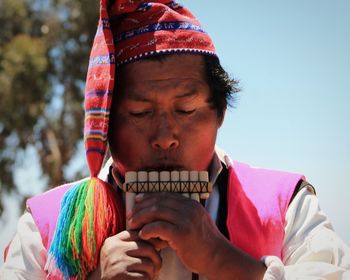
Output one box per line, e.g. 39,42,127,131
46,177,124,279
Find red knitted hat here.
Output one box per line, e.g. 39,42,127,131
84,0,216,178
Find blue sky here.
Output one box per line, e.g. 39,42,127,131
1,0,349,265
182,0,350,243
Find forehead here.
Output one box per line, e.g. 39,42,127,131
116,54,207,96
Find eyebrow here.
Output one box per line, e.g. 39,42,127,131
123,92,151,102
175,90,199,99
122,89,199,102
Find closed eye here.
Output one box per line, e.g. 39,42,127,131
129,111,152,118
176,109,196,115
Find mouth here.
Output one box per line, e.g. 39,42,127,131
141,163,186,172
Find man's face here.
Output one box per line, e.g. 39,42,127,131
109,54,223,176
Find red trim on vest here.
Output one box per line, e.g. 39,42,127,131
3,240,11,262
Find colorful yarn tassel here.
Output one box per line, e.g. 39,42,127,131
47,177,124,279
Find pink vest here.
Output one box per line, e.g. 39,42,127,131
25,161,303,262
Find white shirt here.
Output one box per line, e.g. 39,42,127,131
1,152,350,279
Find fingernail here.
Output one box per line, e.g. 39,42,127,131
126,218,133,227
135,193,144,201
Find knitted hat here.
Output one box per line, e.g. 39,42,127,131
48,1,216,278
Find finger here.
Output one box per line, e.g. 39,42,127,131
122,271,151,280
100,254,151,280
131,193,188,219
128,256,161,279
139,221,178,245
117,230,141,241
135,192,188,201
103,269,150,280
132,193,201,221
127,241,162,272
147,238,169,250
128,203,181,230
103,230,140,252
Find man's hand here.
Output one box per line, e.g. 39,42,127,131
127,193,266,280
127,193,225,276
99,230,162,280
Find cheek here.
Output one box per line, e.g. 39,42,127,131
109,115,149,169
179,110,219,170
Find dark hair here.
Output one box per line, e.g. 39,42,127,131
116,53,240,119
203,55,239,119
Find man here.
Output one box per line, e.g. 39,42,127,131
1,1,350,279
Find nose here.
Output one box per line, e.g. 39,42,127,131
152,136,179,150
151,114,179,150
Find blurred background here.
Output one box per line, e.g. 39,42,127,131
0,0,349,266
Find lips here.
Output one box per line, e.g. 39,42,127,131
143,166,185,172
141,162,186,172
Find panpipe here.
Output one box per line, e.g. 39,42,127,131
121,170,212,215
120,170,213,280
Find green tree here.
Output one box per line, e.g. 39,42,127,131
0,0,99,215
